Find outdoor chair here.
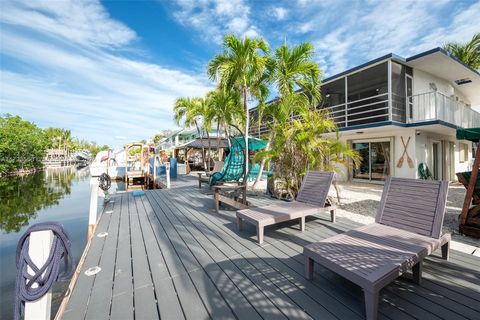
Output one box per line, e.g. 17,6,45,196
303,177,451,320
198,160,224,188
237,171,335,244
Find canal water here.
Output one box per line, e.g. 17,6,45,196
0,167,121,320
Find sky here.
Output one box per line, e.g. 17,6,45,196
0,0,479,147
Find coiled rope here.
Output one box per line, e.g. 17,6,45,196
98,173,111,192
14,222,74,320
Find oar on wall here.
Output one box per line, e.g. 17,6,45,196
397,136,413,168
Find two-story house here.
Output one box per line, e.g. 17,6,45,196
252,47,480,182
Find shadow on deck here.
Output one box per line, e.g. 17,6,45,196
61,176,480,320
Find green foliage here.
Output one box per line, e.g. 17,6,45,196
0,169,76,233
253,42,359,197
0,114,109,174
172,36,360,196
255,108,360,197
0,115,46,173
152,130,174,144
443,33,480,70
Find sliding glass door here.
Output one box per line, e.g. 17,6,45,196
352,140,391,182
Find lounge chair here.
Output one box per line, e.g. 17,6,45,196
198,160,224,188
236,171,335,244
303,177,450,320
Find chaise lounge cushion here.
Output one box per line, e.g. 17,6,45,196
304,223,450,291
238,201,330,226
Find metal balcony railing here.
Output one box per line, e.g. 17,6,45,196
408,91,480,128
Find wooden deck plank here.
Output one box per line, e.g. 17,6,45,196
167,188,369,320
62,176,480,320
62,196,116,320
84,194,122,320
147,191,268,320
169,188,404,320
110,193,134,320
155,189,315,320
140,193,211,320
130,195,159,319
136,195,185,319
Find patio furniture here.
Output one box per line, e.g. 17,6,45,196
456,127,480,237
198,160,224,188
236,171,335,244
303,177,450,320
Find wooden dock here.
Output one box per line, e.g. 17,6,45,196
62,176,480,320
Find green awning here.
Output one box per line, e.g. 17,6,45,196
456,128,480,142
232,136,268,151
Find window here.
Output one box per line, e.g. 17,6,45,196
460,143,469,162
347,62,389,126
352,140,391,181
320,78,346,127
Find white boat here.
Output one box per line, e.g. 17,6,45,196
90,149,126,179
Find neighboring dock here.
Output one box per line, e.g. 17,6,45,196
61,176,480,320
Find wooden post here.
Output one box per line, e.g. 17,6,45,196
166,163,171,189
459,145,480,225
88,178,99,238
25,230,54,320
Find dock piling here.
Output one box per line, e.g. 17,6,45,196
88,178,99,238
25,230,54,320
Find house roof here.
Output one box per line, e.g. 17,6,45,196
321,47,480,106
404,48,480,106
176,138,229,149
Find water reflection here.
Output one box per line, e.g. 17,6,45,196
0,167,89,233
0,166,92,320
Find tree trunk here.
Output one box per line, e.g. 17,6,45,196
216,122,221,161
206,130,211,174
252,140,270,189
243,87,249,201
194,119,207,171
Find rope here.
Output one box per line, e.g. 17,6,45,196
14,222,74,320
98,173,111,192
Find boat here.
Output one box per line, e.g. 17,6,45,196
90,149,126,179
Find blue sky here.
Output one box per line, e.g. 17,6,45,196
0,0,479,147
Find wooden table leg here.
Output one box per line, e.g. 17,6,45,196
257,224,264,244
300,216,305,231
214,189,219,213
237,217,243,231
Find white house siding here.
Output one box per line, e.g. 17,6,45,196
334,126,417,182
413,69,471,105
334,125,470,182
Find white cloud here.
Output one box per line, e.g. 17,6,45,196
171,0,260,42
301,0,479,76
272,7,287,21
0,0,136,48
0,0,213,147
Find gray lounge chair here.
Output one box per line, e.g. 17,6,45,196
237,171,335,244
303,177,451,320
198,160,224,188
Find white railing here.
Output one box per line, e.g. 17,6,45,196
326,93,389,127
409,91,480,128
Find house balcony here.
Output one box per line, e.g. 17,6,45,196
408,91,480,128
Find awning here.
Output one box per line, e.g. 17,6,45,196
456,128,480,142
232,136,268,151
177,138,229,149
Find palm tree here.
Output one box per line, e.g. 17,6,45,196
253,42,322,187
208,34,270,195
173,97,210,170
443,33,480,70
206,88,244,150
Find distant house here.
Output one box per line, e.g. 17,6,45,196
251,47,480,182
